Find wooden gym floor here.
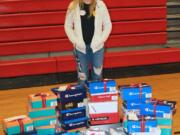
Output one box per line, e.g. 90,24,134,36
0,73,180,134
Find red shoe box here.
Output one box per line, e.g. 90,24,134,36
88,101,119,125
90,92,118,102
90,112,120,125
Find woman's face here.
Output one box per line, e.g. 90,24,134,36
83,0,92,4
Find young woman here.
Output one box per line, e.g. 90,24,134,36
64,0,112,84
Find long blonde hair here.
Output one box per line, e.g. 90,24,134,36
69,0,96,17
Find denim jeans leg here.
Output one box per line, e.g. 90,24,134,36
74,49,89,84
91,48,104,81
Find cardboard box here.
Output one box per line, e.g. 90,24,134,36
60,107,86,121
140,103,172,118
60,132,82,135
36,125,56,135
157,118,172,126
21,131,82,135
88,79,116,94
122,106,140,116
130,127,161,135
90,112,120,125
123,115,157,133
109,127,127,135
123,99,150,110
127,119,157,133
51,84,87,103
150,98,177,114
84,130,106,135
3,115,34,135
29,92,57,109
88,101,119,125
61,117,88,131
33,115,57,128
88,101,118,114
64,127,86,133
90,91,118,102
58,99,85,110
159,126,172,135
119,83,152,101
28,106,56,119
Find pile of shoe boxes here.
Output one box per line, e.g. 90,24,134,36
51,84,88,132
87,79,119,125
28,92,58,134
141,98,176,135
120,83,176,135
3,115,35,135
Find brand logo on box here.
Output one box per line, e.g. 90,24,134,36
131,103,140,106
145,108,164,113
69,121,85,127
91,117,109,121
129,92,146,96
65,93,83,98
132,125,152,129
66,111,82,116
65,102,74,108
50,120,57,125
26,125,34,131
94,86,116,91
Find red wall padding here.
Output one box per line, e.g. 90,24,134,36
0,32,167,56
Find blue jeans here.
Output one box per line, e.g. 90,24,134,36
74,46,104,84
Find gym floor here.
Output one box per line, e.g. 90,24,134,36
0,73,180,134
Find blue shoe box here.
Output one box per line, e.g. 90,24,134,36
123,99,150,110
61,117,88,131
150,98,177,114
51,84,86,103
87,79,116,94
127,119,157,133
140,103,172,118
57,99,85,111
60,107,86,121
119,83,152,101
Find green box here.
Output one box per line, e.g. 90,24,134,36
29,107,56,119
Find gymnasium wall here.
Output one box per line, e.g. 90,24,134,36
0,0,180,89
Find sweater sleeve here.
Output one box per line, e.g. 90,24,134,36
100,1,112,43
64,5,78,45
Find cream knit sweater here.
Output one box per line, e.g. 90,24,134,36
64,0,112,54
